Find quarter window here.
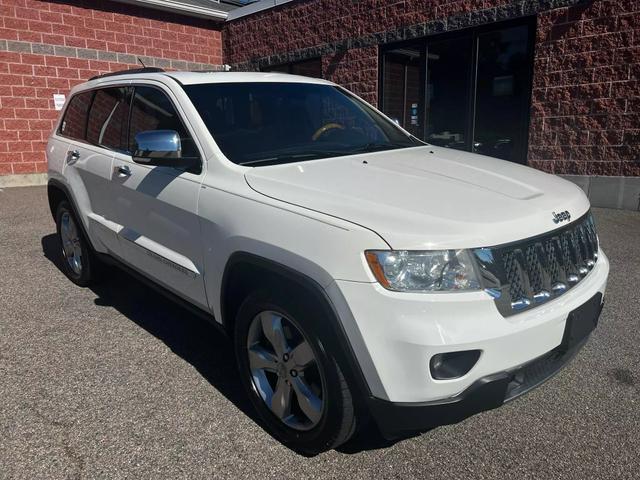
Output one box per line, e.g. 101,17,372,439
59,91,93,141
128,86,199,159
86,87,131,151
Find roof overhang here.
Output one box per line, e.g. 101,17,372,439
112,0,229,21
227,0,294,21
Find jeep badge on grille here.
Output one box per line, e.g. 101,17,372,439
552,210,571,224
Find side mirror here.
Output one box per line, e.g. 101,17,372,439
132,130,199,170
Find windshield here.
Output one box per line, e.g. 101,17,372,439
183,82,422,166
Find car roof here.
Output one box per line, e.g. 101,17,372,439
166,71,334,86
83,70,334,89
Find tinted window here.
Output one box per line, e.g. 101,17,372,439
86,87,131,151
129,86,198,158
184,82,420,166
59,91,93,140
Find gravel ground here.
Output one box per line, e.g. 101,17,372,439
0,185,639,480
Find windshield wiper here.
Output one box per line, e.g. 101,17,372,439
238,151,340,166
349,142,410,154
238,143,415,166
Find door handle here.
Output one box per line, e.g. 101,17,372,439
114,164,132,177
67,149,80,164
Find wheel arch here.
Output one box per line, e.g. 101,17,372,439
47,179,94,251
220,251,374,402
47,180,69,220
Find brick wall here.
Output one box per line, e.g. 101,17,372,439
224,0,639,177
529,0,639,176
322,47,378,104
0,0,223,177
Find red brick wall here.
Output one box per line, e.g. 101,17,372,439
529,0,640,176
0,0,223,177
322,47,378,104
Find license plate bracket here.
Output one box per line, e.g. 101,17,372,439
561,292,604,350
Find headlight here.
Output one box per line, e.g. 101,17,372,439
365,249,481,292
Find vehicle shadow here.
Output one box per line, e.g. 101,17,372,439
41,234,255,417
41,233,415,455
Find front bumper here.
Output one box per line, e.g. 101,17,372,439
328,249,609,436
367,291,603,438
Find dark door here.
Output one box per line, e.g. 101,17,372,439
424,36,473,151
472,24,532,162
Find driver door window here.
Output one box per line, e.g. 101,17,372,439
128,86,199,160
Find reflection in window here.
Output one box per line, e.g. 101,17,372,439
86,87,130,151
60,92,93,141
128,86,198,158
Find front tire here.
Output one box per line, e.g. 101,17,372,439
55,201,99,287
234,288,357,455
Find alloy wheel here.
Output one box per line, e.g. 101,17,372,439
60,211,82,276
246,310,325,431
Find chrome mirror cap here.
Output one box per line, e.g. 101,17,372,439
133,129,181,159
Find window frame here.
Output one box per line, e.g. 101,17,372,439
57,82,204,174
85,85,133,153
57,90,95,143
127,83,203,174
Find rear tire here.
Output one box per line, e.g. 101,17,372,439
234,288,357,455
55,201,100,287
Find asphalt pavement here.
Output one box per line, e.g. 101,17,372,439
0,186,639,479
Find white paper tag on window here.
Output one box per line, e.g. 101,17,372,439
53,94,66,111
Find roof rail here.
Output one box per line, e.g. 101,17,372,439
89,67,165,81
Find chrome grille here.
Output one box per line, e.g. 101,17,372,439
473,212,599,316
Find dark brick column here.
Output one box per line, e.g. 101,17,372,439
322,47,378,105
529,0,640,176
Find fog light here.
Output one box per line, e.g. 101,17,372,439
430,350,481,380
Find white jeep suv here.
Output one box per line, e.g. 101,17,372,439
46,69,609,454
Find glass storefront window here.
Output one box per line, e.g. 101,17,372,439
382,46,423,138
425,37,472,151
472,25,531,162
380,20,534,164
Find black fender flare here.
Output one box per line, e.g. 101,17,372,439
47,178,94,250
221,251,377,404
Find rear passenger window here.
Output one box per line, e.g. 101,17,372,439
86,87,131,151
129,86,199,159
59,91,93,141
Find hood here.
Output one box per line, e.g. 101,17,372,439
244,146,590,249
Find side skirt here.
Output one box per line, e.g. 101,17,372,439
96,252,228,337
